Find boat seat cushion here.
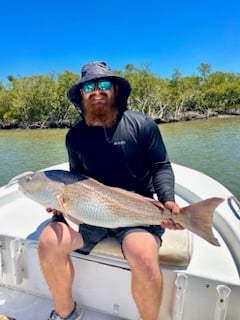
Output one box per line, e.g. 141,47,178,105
91,229,193,267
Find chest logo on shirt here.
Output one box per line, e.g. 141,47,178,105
114,141,126,145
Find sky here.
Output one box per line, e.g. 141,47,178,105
1,0,239,81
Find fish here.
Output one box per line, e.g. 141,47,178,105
0,316,16,320
10,169,224,246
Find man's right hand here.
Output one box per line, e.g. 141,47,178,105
46,208,63,215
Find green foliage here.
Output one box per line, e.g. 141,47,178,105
52,70,80,123
0,63,239,124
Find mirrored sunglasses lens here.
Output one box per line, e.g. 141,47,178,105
98,80,112,90
82,81,95,93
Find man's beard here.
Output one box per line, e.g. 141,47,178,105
83,103,119,128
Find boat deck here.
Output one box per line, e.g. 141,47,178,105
0,163,239,320
0,285,120,320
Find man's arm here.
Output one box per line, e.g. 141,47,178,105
140,117,182,229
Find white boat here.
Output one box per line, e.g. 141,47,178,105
0,162,239,320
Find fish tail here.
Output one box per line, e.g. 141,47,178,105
180,197,224,246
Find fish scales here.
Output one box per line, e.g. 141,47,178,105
62,178,167,227
13,169,224,246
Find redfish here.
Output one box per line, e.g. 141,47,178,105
12,170,223,246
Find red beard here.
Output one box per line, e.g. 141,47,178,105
83,102,119,127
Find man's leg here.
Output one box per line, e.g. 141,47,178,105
38,222,84,318
122,231,162,320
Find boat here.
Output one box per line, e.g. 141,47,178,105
0,162,239,320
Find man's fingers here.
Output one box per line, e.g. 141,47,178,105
46,208,62,215
160,218,184,230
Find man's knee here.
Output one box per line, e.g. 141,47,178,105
38,222,79,255
122,233,160,276
40,221,84,253
123,232,159,258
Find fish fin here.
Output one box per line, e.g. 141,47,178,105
56,195,81,232
109,186,149,200
110,186,165,208
179,197,224,246
56,195,66,212
109,187,167,217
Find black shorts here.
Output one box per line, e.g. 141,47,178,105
51,214,165,255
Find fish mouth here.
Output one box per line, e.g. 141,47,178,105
5,179,18,189
5,171,34,189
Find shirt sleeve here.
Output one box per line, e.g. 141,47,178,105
65,130,84,173
140,117,175,203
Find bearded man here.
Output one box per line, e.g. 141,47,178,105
39,61,181,320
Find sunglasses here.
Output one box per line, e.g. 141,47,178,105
82,79,112,93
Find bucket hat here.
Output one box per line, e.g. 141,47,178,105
67,61,131,114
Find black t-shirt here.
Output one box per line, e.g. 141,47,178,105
66,110,175,203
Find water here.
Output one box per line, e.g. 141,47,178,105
0,118,239,199
0,129,68,185
160,117,240,200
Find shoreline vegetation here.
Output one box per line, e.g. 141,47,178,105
0,110,239,130
1,63,240,129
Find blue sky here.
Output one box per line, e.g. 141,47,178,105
1,0,239,81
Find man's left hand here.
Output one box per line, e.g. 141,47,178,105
160,201,184,230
